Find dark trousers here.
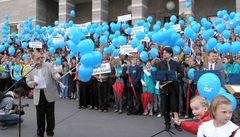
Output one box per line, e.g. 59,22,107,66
161,83,178,125
0,78,6,91
97,81,108,110
89,82,98,109
127,86,142,114
79,82,88,108
36,90,55,137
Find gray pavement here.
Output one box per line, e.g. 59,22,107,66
1,98,195,137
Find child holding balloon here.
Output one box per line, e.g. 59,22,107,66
172,96,211,135
197,95,240,137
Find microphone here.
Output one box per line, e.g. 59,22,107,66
34,62,40,67
21,104,29,107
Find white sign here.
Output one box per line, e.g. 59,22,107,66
117,14,132,22
29,42,42,49
92,63,111,75
76,22,91,36
140,36,151,43
76,22,91,28
171,24,181,32
120,45,137,55
131,26,144,38
52,37,64,44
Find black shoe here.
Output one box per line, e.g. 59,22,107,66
174,124,183,132
165,124,171,131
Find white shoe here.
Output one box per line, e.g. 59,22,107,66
143,111,148,115
149,111,153,116
157,113,162,117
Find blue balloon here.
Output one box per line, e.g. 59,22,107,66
78,39,95,55
136,31,145,40
173,46,181,55
56,57,62,65
137,20,145,26
197,73,221,102
0,45,5,52
113,49,120,57
217,10,225,18
216,24,226,33
126,27,132,35
175,38,185,47
216,43,225,54
54,20,59,26
49,47,56,55
188,68,195,80
220,93,237,111
183,46,191,55
153,24,160,32
15,75,21,81
150,48,158,59
80,53,95,67
186,1,191,8
164,23,170,29
147,16,153,23
68,27,82,45
231,41,240,55
137,44,144,53
70,10,75,17
229,12,236,19
207,38,217,49
22,54,28,61
170,33,180,44
202,30,210,41
179,20,185,27
100,35,108,45
214,18,222,26
170,15,177,24
188,16,194,23
78,65,93,82
223,14,229,21
217,87,227,95
8,46,15,56
92,51,102,68
235,26,240,35
118,36,127,46
111,38,118,47
103,47,111,54
184,27,194,39
140,51,148,62
192,24,200,33
131,38,139,48
14,65,21,72
222,30,231,39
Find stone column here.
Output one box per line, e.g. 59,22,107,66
59,0,75,24
179,0,193,16
92,0,108,23
36,0,47,26
131,0,148,24
237,0,240,13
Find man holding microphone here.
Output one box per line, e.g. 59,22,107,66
26,52,61,137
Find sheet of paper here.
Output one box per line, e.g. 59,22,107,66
34,75,47,89
231,85,240,93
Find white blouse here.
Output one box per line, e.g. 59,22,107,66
197,120,240,137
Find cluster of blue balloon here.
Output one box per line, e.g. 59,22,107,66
196,73,237,111
13,65,21,81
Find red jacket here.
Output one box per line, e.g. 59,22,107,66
181,111,211,135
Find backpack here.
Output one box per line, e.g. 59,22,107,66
0,93,13,103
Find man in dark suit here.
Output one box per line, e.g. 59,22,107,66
202,50,225,83
126,58,142,115
156,47,183,130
